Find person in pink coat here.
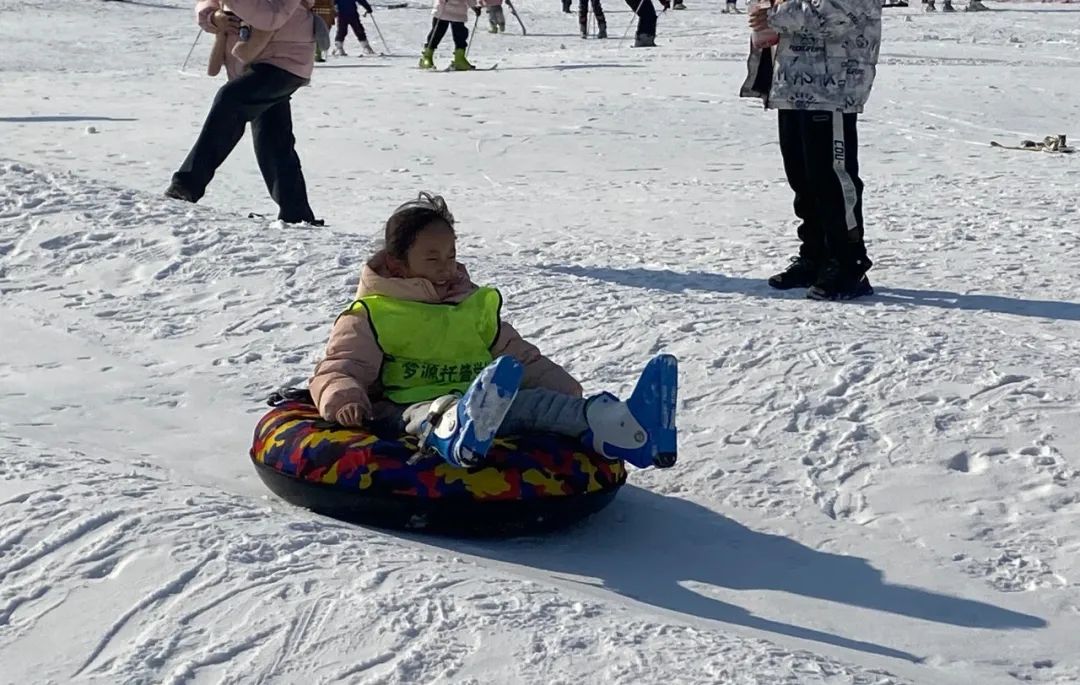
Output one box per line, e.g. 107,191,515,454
165,0,321,225
419,0,481,70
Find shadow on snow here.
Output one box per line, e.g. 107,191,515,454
0,115,139,124
543,264,1080,322
418,486,1047,664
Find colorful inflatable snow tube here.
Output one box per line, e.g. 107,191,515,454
250,401,627,535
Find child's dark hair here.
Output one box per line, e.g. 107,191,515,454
384,192,456,260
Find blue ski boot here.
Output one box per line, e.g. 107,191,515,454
421,356,523,468
582,354,678,469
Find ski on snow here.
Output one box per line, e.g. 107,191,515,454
430,63,499,72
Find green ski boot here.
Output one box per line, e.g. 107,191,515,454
451,48,475,71
419,47,436,70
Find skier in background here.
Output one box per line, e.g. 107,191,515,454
925,0,988,11
480,0,506,32
333,0,376,55
578,0,607,38
626,0,668,47
420,0,481,70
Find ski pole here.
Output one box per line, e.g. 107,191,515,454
466,9,481,58
620,0,647,44
368,12,391,55
504,0,528,34
180,29,203,73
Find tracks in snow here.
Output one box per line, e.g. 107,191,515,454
2,151,1079,683
0,436,906,685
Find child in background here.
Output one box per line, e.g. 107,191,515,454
333,0,376,56
626,0,667,48
312,0,337,62
742,0,880,300
309,192,678,470
420,0,480,70
480,0,506,33
577,0,607,39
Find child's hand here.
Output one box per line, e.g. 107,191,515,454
336,401,372,427
748,5,771,31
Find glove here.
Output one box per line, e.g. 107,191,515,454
473,6,482,15
659,0,671,9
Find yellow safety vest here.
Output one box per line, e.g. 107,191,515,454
345,287,502,404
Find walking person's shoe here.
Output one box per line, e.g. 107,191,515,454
805,258,874,301
767,255,819,290
163,182,198,203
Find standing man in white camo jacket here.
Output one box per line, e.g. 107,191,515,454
741,0,881,300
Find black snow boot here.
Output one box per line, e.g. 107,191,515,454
163,182,198,203
597,22,607,38
633,33,655,47
805,258,874,301
768,256,819,290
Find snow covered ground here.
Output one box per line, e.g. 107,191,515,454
2,0,1080,682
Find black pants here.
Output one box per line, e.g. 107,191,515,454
579,0,606,28
425,18,468,50
778,110,868,267
336,10,368,42
171,63,315,223
625,0,657,36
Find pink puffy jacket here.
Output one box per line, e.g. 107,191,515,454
196,0,316,80
309,251,584,422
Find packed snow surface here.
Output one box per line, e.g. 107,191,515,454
2,0,1079,683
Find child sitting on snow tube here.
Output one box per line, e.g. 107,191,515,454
309,192,678,470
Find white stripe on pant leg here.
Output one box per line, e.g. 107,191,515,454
831,112,859,232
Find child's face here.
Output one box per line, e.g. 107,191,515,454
403,220,457,285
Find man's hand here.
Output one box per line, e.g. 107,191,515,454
203,9,242,33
